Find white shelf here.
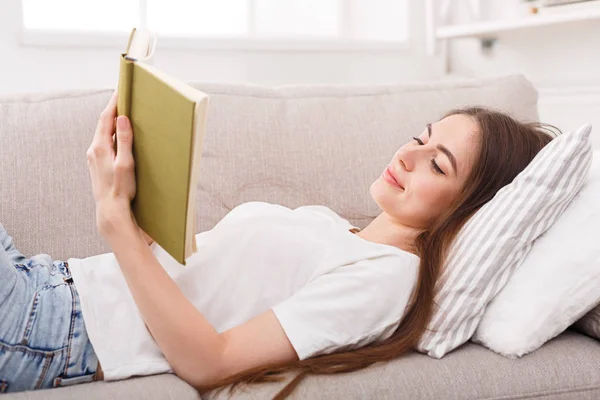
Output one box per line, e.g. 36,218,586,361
436,7,600,39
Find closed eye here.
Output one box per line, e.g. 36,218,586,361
431,159,446,175
413,137,446,175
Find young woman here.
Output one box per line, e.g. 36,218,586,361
0,91,553,397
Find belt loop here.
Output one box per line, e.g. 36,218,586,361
62,261,73,283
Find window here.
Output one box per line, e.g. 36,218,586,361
21,0,409,50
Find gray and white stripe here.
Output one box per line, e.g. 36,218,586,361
417,124,593,358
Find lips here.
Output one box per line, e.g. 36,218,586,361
383,166,405,190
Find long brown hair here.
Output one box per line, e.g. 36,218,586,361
199,107,556,399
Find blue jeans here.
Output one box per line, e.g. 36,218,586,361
0,223,98,393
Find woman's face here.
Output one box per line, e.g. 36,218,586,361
370,114,480,229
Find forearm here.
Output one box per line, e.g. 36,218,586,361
100,214,226,385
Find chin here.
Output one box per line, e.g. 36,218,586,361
370,179,402,214
370,178,424,227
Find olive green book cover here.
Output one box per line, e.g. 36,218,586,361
116,29,209,265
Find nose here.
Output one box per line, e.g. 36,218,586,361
398,147,416,172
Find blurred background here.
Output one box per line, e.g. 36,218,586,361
1,0,599,132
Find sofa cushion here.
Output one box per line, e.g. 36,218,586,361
5,332,599,400
190,75,539,234
0,90,111,260
204,331,600,400
6,373,200,400
0,75,538,261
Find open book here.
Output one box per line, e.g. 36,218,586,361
117,28,209,265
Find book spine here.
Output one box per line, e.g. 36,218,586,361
115,55,134,153
117,54,134,118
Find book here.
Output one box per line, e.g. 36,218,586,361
116,28,209,265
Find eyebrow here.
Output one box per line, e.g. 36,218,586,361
427,124,458,175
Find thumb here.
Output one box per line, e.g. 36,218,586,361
115,116,134,164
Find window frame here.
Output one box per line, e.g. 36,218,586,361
18,0,410,52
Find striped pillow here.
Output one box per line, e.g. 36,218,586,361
417,124,593,358
573,304,600,340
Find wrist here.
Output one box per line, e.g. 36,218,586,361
138,227,155,246
96,200,135,238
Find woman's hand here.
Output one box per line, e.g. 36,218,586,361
87,91,137,238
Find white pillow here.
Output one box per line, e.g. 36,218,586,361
418,124,593,358
472,148,600,358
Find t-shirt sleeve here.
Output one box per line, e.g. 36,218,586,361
271,256,418,360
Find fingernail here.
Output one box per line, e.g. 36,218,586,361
117,116,129,130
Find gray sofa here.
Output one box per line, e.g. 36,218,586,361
1,75,599,399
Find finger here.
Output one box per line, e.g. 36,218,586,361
115,116,134,168
95,91,119,145
105,90,118,112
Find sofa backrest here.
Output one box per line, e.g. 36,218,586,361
0,75,538,260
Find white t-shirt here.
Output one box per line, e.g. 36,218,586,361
68,202,419,381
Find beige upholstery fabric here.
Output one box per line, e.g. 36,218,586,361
205,331,600,400
7,332,600,400
0,75,538,261
190,75,539,234
5,374,200,400
0,90,112,261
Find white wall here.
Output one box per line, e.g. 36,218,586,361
448,0,600,147
4,0,598,149
0,0,444,96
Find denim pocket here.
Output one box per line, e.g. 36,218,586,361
21,282,72,350
0,380,7,393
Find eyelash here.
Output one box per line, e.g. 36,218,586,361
412,137,446,176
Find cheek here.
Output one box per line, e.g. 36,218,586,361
412,179,456,210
